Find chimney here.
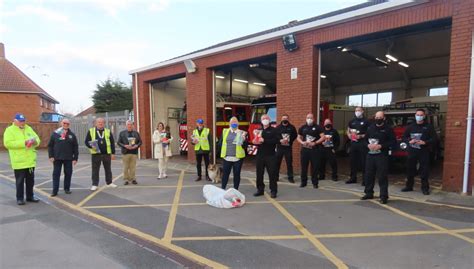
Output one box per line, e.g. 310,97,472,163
0,43,4,58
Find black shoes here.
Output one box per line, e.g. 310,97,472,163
299,184,307,188
253,191,264,197
313,184,319,189
26,197,40,203
132,180,138,185
288,178,295,183
270,192,277,199
206,176,212,182
17,200,25,205
401,187,413,192
124,181,129,185
345,180,357,184
50,193,57,197
360,194,374,200
380,198,388,204
195,176,202,182
65,190,72,194
422,189,430,195
332,178,338,182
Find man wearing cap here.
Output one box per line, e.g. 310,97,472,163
48,118,79,196
191,118,212,181
3,113,41,205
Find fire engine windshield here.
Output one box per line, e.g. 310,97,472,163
385,114,416,127
251,106,277,123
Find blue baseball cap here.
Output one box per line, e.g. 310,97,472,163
14,113,26,122
196,118,204,124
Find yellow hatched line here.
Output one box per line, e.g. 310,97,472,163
163,170,185,243
76,173,123,207
245,178,348,269
34,164,93,188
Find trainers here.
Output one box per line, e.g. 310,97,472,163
90,185,98,191
132,180,138,185
124,181,129,185
163,173,168,178
157,174,162,180
401,187,413,192
107,183,118,188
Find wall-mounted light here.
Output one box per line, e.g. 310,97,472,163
253,82,266,86
385,54,398,62
183,59,197,73
282,33,298,52
398,61,409,68
320,75,327,79
234,79,248,83
215,75,225,79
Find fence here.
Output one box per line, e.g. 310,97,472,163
70,110,132,154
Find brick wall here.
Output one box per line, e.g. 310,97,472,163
0,93,55,123
0,122,58,149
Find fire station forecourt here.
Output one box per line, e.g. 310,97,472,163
1,151,473,269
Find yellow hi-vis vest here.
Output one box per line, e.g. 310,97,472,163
220,128,245,159
193,128,210,151
89,128,112,154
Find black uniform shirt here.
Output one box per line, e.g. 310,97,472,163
402,122,437,152
365,123,395,155
298,124,324,149
322,128,340,149
348,117,370,143
275,123,298,148
256,126,279,157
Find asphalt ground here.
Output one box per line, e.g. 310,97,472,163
0,150,472,269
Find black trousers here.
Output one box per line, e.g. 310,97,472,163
364,154,389,199
350,142,368,182
300,148,320,186
406,149,430,191
52,160,73,194
276,146,294,180
14,168,35,201
91,154,112,186
196,153,210,177
319,148,338,180
221,159,243,190
256,155,278,194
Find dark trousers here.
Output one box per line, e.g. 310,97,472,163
276,146,294,180
14,168,35,201
300,148,320,186
221,159,243,190
319,148,338,180
196,153,210,177
256,155,278,194
406,149,430,191
350,142,368,182
52,160,73,194
364,154,389,199
91,154,112,186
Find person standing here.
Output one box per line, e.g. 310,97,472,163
3,113,41,205
275,114,298,183
401,108,438,195
84,118,117,191
361,111,395,204
253,114,279,198
219,117,247,190
191,118,212,182
318,119,340,181
153,122,173,179
48,118,79,196
297,113,325,188
346,106,370,185
117,120,142,185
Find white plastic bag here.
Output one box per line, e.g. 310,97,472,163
203,184,246,209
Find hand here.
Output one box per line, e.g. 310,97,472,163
368,144,376,150
73,160,77,166
409,139,417,144
49,158,54,163
416,140,426,145
111,155,116,160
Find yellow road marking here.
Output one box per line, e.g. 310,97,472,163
245,178,348,269
163,170,185,243
77,173,123,207
0,172,228,269
173,235,306,241
34,164,92,188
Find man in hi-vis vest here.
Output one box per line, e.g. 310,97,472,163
191,118,212,181
84,118,117,191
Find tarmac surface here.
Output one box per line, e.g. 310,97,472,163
0,150,472,269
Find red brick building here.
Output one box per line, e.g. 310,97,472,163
130,0,473,194
0,43,59,123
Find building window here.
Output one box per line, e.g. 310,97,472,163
347,92,392,107
429,87,448,97
40,98,44,107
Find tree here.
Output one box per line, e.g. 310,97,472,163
92,78,133,113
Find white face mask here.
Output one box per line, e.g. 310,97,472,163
415,115,424,122
355,111,363,118
261,119,270,126
306,119,313,125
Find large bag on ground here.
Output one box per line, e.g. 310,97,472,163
203,184,246,209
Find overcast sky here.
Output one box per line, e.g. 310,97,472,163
1,0,362,114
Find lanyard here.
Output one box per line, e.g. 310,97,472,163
97,129,105,139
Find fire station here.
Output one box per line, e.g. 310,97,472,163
129,0,474,194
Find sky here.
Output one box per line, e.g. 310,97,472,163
0,0,363,115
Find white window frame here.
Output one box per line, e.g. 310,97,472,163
347,91,392,107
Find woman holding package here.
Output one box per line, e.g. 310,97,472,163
218,117,247,190
153,122,173,179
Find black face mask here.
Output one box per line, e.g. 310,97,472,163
324,124,332,129
281,120,289,125
375,119,384,125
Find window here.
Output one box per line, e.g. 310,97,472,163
235,107,247,122
347,92,392,107
40,98,44,107
429,87,448,97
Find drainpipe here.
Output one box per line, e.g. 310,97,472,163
134,73,141,159
462,31,474,195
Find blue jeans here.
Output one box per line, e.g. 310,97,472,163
221,159,243,190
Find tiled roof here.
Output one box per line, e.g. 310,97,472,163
75,105,96,117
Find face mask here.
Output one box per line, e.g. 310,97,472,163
261,119,270,126
324,124,332,129
281,120,289,125
355,111,363,118
306,119,313,125
230,123,238,129
415,115,424,122
375,118,384,125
